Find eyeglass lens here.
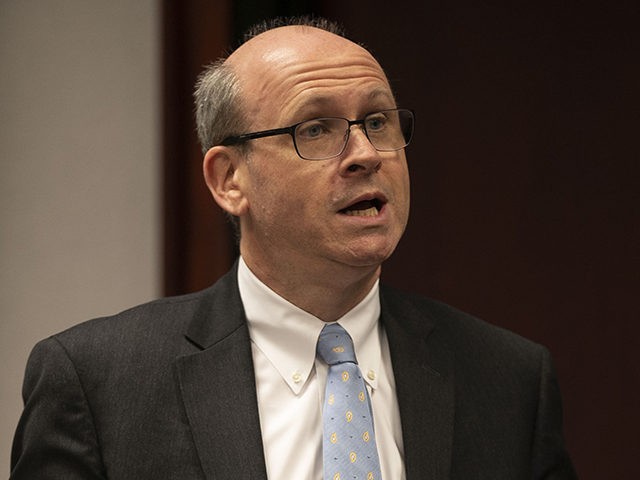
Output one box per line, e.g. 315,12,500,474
293,109,413,160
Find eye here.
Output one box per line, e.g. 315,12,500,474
297,119,331,139
365,113,388,132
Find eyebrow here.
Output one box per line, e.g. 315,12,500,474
366,88,396,103
290,88,397,121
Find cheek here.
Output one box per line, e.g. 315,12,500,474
401,162,411,203
402,175,411,217
390,161,411,215
246,165,311,228
249,153,328,207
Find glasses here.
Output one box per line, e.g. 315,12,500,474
219,108,414,160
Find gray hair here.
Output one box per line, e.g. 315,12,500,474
193,59,247,155
243,16,345,42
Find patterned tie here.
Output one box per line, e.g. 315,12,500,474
317,323,383,480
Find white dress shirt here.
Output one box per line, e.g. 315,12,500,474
238,258,406,480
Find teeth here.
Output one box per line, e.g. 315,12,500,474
343,206,379,217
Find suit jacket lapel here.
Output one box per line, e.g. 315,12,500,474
174,265,268,479
381,286,455,480
173,267,454,479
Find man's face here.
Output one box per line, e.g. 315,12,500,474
228,27,410,277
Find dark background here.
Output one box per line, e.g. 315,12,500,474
163,2,639,478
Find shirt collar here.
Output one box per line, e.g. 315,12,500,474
237,257,382,395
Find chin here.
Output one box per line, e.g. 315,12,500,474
340,245,398,268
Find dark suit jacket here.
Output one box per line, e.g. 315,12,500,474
11,264,576,479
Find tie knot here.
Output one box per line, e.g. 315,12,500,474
317,323,357,366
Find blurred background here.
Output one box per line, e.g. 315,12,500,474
2,1,638,477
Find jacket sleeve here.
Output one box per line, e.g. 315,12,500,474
531,347,578,479
10,337,106,479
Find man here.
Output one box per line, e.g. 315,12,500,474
11,17,576,479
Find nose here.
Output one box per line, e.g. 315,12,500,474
339,125,382,176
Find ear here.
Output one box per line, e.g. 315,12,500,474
202,146,249,217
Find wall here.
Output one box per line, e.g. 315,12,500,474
325,4,639,478
0,1,160,474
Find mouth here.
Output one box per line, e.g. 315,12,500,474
339,196,386,217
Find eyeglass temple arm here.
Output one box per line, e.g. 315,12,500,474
220,126,294,146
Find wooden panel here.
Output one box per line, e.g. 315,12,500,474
162,0,236,296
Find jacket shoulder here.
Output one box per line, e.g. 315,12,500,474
380,284,545,365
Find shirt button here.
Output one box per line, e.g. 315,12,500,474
367,370,376,381
292,372,302,383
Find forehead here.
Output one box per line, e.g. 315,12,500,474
227,26,394,122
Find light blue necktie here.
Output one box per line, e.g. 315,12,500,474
317,323,383,480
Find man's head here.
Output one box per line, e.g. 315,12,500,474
196,17,411,285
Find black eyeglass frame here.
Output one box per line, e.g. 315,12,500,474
219,108,415,160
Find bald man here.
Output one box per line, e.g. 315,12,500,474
11,18,576,479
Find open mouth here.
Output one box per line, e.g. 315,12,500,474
339,198,384,217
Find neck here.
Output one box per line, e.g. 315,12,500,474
240,251,381,322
